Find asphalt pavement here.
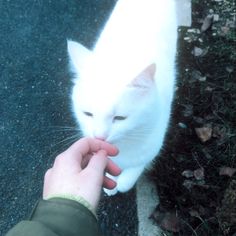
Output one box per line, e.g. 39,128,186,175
0,1,138,235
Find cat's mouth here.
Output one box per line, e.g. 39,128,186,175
92,135,116,145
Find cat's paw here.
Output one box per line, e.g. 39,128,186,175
116,178,134,193
116,175,136,193
103,187,118,196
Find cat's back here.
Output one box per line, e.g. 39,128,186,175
94,0,177,51
93,0,177,83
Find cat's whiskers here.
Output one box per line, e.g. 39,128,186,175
109,132,146,144
45,126,82,158
49,133,81,158
49,125,81,132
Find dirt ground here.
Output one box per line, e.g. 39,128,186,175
149,0,236,235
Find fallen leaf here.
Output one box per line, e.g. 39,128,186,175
160,212,181,233
219,167,236,177
221,26,230,36
150,207,181,233
195,126,212,142
194,168,205,180
201,11,214,32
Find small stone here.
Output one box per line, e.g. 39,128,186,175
209,9,214,14
182,170,194,178
192,46,208,57
205,86,214,92
194,168,205,180
187,28,201,34
213,14,219,21
178,122,187,129
184,37,192,42
198,38,203,43
192,47,203,57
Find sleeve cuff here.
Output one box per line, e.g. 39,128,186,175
29,198,102,236
45,194,96,217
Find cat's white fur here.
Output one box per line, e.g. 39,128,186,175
68,0,177,195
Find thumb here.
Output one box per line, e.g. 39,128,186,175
87,150,108,177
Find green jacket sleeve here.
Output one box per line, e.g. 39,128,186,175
6,198,103,236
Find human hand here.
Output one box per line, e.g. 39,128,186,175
43,138,121,210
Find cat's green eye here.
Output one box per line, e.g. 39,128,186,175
114,116,127,121
83,111,93,117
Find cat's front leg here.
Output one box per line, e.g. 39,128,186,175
103,173,118,196
116,165,145,193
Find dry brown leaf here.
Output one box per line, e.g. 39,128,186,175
201,11,214,32
150,207,181,233
195,126,212,142
160,212,181,233
221,26,230,36
219,167,236,177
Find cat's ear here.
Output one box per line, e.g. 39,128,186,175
67,40,91,71
129,63,156,89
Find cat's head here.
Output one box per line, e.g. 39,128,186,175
68,40,158,143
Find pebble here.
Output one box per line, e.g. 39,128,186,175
178,122,187,129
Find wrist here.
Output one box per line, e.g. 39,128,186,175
44,194,96,217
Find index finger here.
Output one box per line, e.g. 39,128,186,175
63,137,119,159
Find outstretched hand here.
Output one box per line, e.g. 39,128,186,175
43,138,121,210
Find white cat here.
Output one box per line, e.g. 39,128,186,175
68,0,177,195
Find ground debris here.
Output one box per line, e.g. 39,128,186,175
219,167,236,177
195,126,212,142
194,168,204,180
150,0,236,234
182,170,194,178
217,179,236,234
201,10,214,32
150,205,181,233
192,46,208,57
